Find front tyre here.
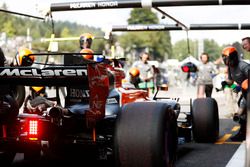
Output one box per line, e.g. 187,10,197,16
192,97,219,143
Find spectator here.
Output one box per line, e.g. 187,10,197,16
196,53,217,98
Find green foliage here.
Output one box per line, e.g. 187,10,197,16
118,8,172,61
203,39,221,61
0,3,104,52
173,39,222,61
60,27,70,37
243,51,250,60
173,39,195,60
128,9,159,24
2,19,16,37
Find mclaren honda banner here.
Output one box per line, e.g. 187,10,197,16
112,24,182,31
111,24,250,32
50,0,250,11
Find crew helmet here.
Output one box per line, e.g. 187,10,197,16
79,33,94,49
241,79,248,90
129,67,140,77
80,48,94,60
16,47,34,66
221,46,239,67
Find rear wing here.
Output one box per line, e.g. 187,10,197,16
0,66,88,87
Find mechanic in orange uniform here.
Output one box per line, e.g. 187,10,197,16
15,47,35,66
79,33,95,61
127,67,141,88
221,46,250,141
80,33,94,50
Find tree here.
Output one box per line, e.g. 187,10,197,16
2,20,16,37
128,9,159,24
60,27,70,37
203,39,221,61
172,38,222,61
172,39,196,60
118,8,172,61
0,3,8,30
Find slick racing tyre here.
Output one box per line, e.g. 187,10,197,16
115,102,177,167
0,151,16,166
0,95,19,124
13,85,25,108
192,97,219,143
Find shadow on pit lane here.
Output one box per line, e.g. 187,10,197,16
175,142,240,167
176,144,195,161
11,151,114,167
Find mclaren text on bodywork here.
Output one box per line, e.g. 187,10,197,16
0,68,87,77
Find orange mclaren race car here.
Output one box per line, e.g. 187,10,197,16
0,49,219,167
0,1,225,166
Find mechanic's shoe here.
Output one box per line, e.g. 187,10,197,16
230,131,246,142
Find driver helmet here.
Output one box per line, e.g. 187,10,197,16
79,33,94,49
221,46,239,67
16,47,34,66
129,67,140,77
80,48,94,60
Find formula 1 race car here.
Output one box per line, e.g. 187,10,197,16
0,51,219,167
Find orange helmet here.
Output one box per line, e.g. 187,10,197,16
80,48,94,60
16,47,34,66
241,79,248,90
129,67,140,77
79,33,94,49
221,46,239,66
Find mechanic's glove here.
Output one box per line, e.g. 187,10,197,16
232,85,241,93
221,81,228,88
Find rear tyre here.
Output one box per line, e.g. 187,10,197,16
24,148,41,160
13,85,25,108
24,143,41,160
0,151,16,166
0,95,19,124
192,97,219,143
115,102,177,167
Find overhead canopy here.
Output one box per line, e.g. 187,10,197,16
50,0,250,12
180,55,200,66
112,24,182,31
111,24,250,31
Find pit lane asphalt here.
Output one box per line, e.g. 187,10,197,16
10,119,242,167
176,119,241,167
10,85,243,166
170,85,243,167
